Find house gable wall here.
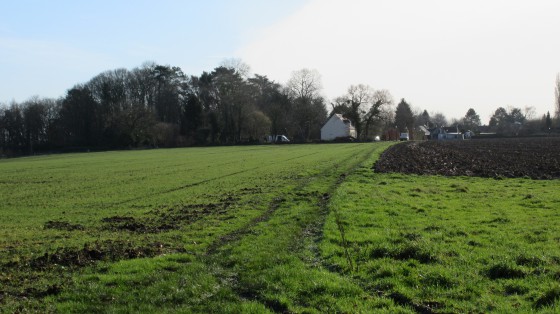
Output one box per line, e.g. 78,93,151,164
321,114,356,140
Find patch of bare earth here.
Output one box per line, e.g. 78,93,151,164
374,138,560,179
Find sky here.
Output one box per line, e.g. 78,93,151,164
1,0,559,123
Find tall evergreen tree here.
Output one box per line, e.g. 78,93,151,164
394,99,414,138
462,108,481,131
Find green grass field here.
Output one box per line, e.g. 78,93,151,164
322,170,560,312
1,143,559,312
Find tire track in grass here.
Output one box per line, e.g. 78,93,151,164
1,144,383,312
202,144,390,312
205,144,371,256
32,147,323,210
102,151,323,208
324,147,438,314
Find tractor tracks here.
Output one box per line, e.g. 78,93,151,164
102,151,323,208
204,145,373,257
201,144,379,312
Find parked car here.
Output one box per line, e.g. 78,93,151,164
267,135,290,143
400,133,409,141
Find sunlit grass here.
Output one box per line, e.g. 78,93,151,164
3,141,558,312
2,143,405,312
322,170,560,312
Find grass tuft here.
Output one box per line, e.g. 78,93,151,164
534,286,560,308
420,271,454,288
515,254,545,267
503,281,529,295
484,262,525,280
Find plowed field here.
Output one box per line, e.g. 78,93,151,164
374,137,560,179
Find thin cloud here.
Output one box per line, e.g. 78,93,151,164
239,0,560,121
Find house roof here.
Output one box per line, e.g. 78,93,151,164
321,113,356,130
334,113,354,127
428,126,459,133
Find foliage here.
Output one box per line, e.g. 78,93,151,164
394,98,414,135
331,86,394,140
243,110,271,141
489,106,527,135
285,69,328,141
0,65,331,157
416,110,431,128
546,111,552,131
462,108,481,131
430,112,448,128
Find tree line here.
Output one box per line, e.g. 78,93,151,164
393,97,558,140
1,63,558,156
0,62,327,156
0,60,404,157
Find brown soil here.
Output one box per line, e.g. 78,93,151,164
374,138,560,179
26,240,182,269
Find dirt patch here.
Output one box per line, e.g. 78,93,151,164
44,220,84,231
101,215,175,233
374,138,560,179
101,195,239,233
155,197,238,225
26,240,183,269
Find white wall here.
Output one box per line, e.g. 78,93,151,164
321,115,356,140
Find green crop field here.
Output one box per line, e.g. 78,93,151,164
1,143,560,313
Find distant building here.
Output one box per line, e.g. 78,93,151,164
321,114,357,141
427,126,465,140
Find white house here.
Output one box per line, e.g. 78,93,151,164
320,114,357,141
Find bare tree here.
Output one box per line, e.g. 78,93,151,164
431,112,448,127
342,84,374,139
220,58,251,78
363,89,394,139
285,69,326,141
374,90,395,120
211,66,253,143
286,68,322,101
523,106,536,121
331,85,394,140
22,96,50,154
1,102,25,155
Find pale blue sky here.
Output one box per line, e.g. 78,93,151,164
0,0,304,102
2,0,559,122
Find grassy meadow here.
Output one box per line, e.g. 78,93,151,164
1,143,559,312
322,169,560,312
